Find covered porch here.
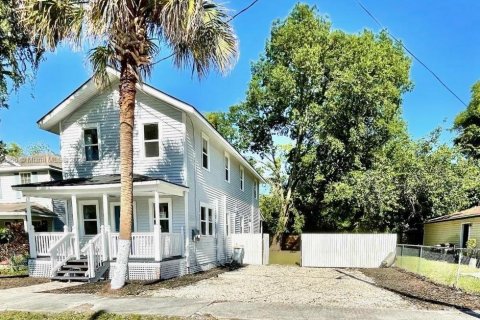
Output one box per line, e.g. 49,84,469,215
14,174,190,281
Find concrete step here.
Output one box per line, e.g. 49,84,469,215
51,275,89,282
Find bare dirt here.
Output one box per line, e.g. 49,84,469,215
0,275,49,290
360,267,480,311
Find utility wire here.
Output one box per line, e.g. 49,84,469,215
356,0,468,107
151,0,260,66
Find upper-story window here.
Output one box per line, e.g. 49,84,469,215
84,128,99,161
143,123,160,158
20,172,31,184
240,166,244,191
253,180,258,199
224,152,230,182
202,133,210,170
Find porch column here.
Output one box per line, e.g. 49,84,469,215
26,196,37,258
71,194,81,259
184,191,190,266
102,193,109,230
154,191,161,261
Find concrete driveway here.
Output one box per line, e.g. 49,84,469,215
0,265,478,319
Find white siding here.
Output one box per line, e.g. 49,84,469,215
60,88,184,184
185,116,261,270
0,170,53,209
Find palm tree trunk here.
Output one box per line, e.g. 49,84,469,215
111,64,137,290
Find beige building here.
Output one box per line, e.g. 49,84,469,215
423,206,480,248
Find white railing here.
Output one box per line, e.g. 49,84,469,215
49,233,75,276
109,231,184,260
109,232,155,259
81,226,108,278
34,232,65,256
161,232,184,258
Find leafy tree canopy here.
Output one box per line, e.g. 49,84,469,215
0,0,42,108
454,81,480,159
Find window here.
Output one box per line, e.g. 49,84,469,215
253,180,258,199
84,128,99,161
143,123,160,158
224,153,230,182
110,202,137,232
80,202,98,235
32,220,48,232
20,172,31,184
240,166,244,191
202,133,209,170
149,199,171,232
200,204,214,236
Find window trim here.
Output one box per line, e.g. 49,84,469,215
253,180,258,199
141,122,161,159
199,202,215,237
20,172,32,185
460,222,473,248
82,125,101,162
148,198,172,233
109,201,138,232
224,152,231,183
201,132,210,171
240,166,245,191
78,200,100,236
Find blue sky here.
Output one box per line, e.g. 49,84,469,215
1,0,479,153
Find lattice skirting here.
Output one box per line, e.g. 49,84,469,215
28,259,51,278
109,262,161,281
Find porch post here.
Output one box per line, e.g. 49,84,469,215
26,196,37,258
102,193,109,229
154,191,161,261
184,191,190,267
71,195,81,259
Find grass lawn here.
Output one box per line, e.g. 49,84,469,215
0,311,187,320
396,256,480,294
269,250,301,265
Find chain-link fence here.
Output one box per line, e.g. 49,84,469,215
396,244,480,294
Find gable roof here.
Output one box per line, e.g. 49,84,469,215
425,206,480,224
37,68,265,183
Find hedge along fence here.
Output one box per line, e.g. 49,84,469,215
301,233,397,268
396,244,480,294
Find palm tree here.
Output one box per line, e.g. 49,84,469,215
18,0,237,289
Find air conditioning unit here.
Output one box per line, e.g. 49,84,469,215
192,228,201,242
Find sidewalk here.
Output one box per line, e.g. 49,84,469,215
0,282,477,320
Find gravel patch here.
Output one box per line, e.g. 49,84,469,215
151,265,416,310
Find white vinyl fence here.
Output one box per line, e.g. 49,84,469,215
301,233,397,268
229,233,269,265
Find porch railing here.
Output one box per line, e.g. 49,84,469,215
81,226,109,278
49,232,75,276
109,231,184,260
35,232,65,256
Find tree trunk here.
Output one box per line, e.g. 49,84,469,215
111,64,137,290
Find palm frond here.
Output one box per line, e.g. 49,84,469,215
88,44,117,88
18,0,85,50
152,0,238,78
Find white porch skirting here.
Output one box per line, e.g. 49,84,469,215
28,259,52,278
108,258,187,281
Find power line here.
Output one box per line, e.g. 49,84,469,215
151,0,260,66
356,0,468,107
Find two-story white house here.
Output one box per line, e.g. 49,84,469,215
14,68,265,281
0,154,64,232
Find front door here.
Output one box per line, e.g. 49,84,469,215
111,203,136,232
79,201,99,237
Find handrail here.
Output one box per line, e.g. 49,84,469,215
81,227,108,279
34,232,64,256
48,232,75,276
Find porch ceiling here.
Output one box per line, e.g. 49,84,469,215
12,174,188,198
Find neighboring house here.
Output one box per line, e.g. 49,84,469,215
424,206,480,248
0,155,64,231
14,67,265,281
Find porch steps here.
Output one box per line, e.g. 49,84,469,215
51,258,90,282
